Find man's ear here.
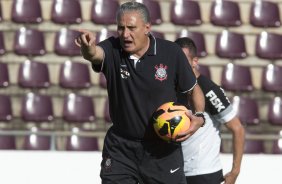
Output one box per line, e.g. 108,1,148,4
192,57,199,68
145,23,151,33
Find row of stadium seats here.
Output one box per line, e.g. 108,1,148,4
1,129,282,154
1,0,281,28
1,61,282,93
222,137,282,154
0,93,111,124
2,28,282,61
1,93,282,127
0,127,101,151
0,61,97,89
0,28,165,56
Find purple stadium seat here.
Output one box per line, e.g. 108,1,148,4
0,134,16,150
268,96,282,126
244,139,264,154
91,0,119,25
54,28,81,56
99,73,107,89
198,64,211,79
0,63,9,87
176,30,207,57
135,0,162,25
0,95,12,121
104,99,111,123
95,28,118,44
13,27,46,56
66,128,99,151
51,0,82,24
215,30,247,59
210,0,242,27
22,127,51,150
66,136,99,151
261,64,282,92
250,1,281,28
59,61,91,89
272,139,282,154
0,31,5,55
11,0,43,24
21,93,54,122
63,93,95,123
150,31,165,39
221,63,253,92
231,96,259,126
18,60,50,89
0,1,2,22
255,31,282,60
170,0,202,26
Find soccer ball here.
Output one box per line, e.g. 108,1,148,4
152,102,190,142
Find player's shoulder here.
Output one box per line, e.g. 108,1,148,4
156,37,182,51
197,75,218,92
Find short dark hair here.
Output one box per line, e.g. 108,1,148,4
117,1,151,24
174,37,197,58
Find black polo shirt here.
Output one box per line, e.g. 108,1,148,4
93,35,196,139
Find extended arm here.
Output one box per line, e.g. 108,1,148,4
75,29,104,65
224,117,245,184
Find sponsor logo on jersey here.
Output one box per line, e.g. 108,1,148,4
206,90,225,112
155,64,168,81
120,65,130,79
220,87,231,103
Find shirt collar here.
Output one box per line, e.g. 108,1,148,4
147,33,157,56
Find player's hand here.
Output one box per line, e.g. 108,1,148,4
75,29,96,47
223,171,238,184
174,111,203,142
75,29,97,61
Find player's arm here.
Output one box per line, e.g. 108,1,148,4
75,29,104,65
187,83,206,131
175,83,205,142
223,117,245,184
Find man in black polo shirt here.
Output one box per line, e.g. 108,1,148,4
75,2,205,184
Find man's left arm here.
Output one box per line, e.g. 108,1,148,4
223,117,245,184
175,83,205,142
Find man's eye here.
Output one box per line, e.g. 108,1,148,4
118,26,124,30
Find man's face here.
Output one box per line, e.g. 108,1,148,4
182,47,198,74
182,47,194,66
117,11,151,56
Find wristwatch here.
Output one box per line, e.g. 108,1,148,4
194,112,206,127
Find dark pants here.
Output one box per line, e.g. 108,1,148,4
186,170,224,184
100,127,187,184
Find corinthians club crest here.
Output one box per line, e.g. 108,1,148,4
155,64,168,81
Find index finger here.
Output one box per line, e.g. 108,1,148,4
76,29,94,35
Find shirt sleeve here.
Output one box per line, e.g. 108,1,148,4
91,37,116,73
198,76,237,124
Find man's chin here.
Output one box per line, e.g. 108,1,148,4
123,47,134,53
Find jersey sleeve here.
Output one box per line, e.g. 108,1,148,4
198,75,237,124
92,37,116,73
